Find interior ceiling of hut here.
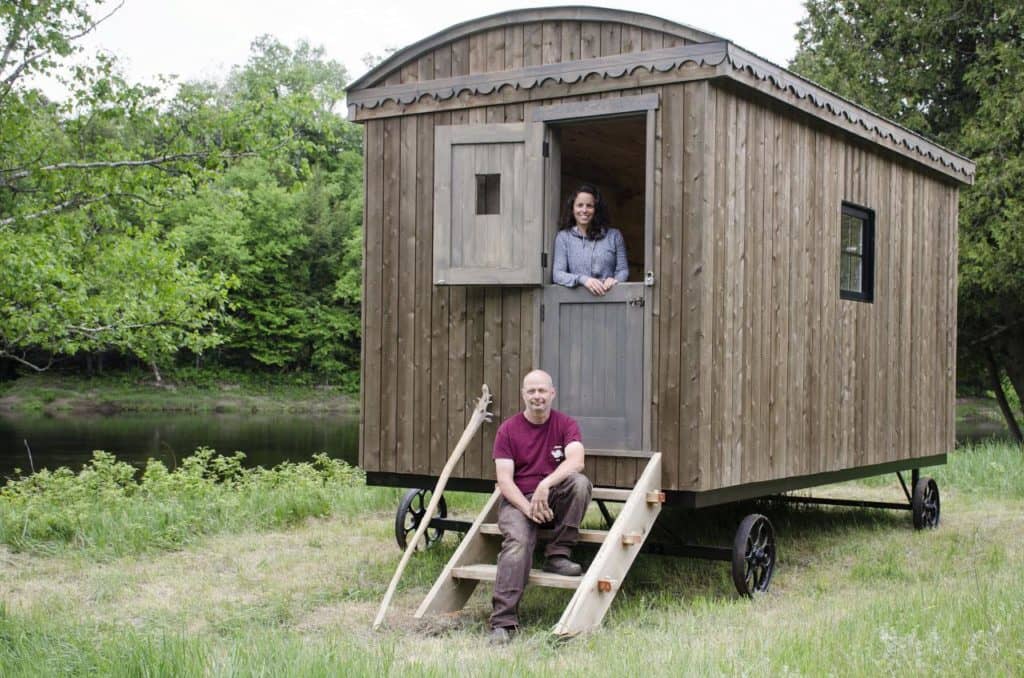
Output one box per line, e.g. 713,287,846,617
558,115,647,280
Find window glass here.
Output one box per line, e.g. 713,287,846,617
840,203,874,302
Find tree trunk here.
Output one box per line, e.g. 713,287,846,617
985,346,1023,444
1001,338,1024,419
151,361,162,384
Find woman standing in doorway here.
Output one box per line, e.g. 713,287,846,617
552,184,628,296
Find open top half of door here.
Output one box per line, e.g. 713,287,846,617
433,122,545,286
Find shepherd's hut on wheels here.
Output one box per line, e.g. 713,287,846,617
347,6,975,635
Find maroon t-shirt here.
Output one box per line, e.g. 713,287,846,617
492,410,582,494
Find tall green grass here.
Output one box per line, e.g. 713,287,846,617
0,443,1021,676
0,449,398,557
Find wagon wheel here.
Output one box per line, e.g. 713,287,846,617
731,513,776,596
911,477,940,530
394,488,448,550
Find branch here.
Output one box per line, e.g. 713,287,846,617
1,150,257,181
0,350,54,373
1,1,125,100
0,10,24,75
965,318,1024,348
67,320,173,336
0,190,166,226
0,193,110,227
66,1,126,44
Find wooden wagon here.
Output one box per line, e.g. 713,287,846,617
346,7,975,635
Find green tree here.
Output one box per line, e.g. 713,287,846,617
791,0,1024,440
1,0,231,378
165,37,363,385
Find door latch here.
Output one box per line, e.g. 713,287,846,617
628,296,645,307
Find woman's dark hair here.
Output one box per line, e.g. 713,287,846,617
560,184,611,240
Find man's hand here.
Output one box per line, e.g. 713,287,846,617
529,483,554,523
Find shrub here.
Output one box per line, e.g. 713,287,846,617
0,449,364,557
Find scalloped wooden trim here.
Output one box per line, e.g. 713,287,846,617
348,41,974,184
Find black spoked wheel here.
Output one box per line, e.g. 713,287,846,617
394,488,447,550
731,513,776,596
912,477,940,530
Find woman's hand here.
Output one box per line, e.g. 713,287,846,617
602,277,618,291
582,276,606,296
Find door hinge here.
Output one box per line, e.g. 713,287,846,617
540,304,545,322
542,141,550,158
541,252,548,268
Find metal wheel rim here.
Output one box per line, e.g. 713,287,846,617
733,514,776,596
395,488,447,550
913,478,940,529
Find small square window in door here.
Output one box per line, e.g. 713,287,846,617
475,174,501,215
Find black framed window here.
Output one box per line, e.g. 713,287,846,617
840,202,875,302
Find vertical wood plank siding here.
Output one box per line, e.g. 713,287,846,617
360,23,959,496
658,83,958,491
361,21,685,481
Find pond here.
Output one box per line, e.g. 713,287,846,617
0,412,359,481
0,401,1012,483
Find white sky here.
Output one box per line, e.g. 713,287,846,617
71,0,807,96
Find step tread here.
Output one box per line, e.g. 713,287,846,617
592,487,632,501
478,524,608,543
451,563,582,589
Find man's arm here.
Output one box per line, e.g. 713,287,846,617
495,458,534,518
529,441,585,523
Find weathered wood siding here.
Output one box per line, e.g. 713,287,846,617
360,21,959,494
362,20,696,482
655,82,959,492
374,20,692,87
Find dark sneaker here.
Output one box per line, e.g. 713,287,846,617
488,626,514,645
543,556,583,576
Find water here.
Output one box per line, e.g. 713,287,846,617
0,412,359,481
0,405,1011,482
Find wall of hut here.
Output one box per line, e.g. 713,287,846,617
660,81,958,492
360,19,696,489
359,18,959,494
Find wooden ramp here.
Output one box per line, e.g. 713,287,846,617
415,453,663,637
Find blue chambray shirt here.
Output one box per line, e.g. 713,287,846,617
552,226,629,287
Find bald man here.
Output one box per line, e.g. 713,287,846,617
489,369,592,643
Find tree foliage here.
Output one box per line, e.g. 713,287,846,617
166,38,363,384
1,1,231,374
792,0,1024,436
1,1,364,386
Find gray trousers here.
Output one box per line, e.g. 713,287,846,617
489,472,592,629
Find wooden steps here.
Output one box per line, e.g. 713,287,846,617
415,453,663,638
451,563,582,589
478,523,609,544
592,487,632,502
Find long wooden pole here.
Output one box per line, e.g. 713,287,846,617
372,384,492,630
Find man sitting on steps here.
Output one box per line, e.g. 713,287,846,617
489,369,592,644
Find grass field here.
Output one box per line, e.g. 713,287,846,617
1,442,1021,676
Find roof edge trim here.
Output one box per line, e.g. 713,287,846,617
347,41,975,183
